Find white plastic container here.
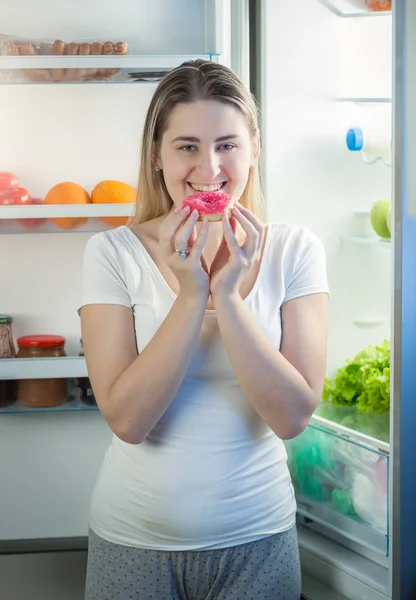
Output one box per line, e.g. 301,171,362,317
346,127,391,167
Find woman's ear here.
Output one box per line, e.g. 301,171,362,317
151,143,162,170
252,128,261,162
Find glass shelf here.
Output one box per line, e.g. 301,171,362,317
0,357,99,413
0,203,135,234
317,0,391,17
311,404,390,450
0,356,87,380
343,234,391,246
284,418,389,556
0,53,218,85
338,97,392,104
0,397,99,414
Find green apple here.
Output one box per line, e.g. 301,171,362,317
386,206,391,235
370,199,391,239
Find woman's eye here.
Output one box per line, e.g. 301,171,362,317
218,144,236,151
180,145,197,152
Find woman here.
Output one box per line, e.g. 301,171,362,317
80,59,329,600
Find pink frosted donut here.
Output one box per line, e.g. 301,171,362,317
182,191,235,221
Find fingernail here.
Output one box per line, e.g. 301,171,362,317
174,205,182,213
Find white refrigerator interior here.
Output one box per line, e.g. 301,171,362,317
0,0,231,543
260,1,391,598
0,0,396,599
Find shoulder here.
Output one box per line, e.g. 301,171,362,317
266,223,329,301
84,226,147,270
267,222,324,260
85,226,131,254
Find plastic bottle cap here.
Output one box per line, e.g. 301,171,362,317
346,128,364,152
17,335,66,348
0,315,13,324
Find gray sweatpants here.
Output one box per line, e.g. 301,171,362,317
84,526,301,600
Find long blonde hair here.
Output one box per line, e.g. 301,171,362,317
131,59,265,225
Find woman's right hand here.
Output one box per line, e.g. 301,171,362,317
159,205,210,299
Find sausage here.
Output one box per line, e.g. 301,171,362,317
67,43,79,55
52,40,66,55
19,43,36,55
91,42,103,55
114,42,127,55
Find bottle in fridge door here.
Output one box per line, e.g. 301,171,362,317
346,126,391,167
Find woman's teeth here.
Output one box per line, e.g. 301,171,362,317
188,183,225,192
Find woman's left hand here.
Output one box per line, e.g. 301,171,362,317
209,204,265,300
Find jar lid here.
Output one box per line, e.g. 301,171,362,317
17,335,66,348
0,315,13,324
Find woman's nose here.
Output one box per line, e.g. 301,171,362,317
195,150,221,180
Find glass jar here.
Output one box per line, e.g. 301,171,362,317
78,339,96,406
16,335,67,408
0,315,17,408
72,339,97,406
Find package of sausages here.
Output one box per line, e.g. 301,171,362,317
0,33,128,82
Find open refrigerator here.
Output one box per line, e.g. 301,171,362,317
0,1,415,599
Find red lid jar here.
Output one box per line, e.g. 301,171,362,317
17,335,66,348
16,335,67,408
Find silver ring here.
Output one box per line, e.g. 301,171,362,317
174,248,188,258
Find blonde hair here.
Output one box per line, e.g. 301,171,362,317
131,59,265,225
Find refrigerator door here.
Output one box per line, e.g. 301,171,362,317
391,1,416,598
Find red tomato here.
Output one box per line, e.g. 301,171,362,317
17,197,48,230
0,172,19,191
0,187,31,205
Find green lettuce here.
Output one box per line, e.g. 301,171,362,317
323,340,390,414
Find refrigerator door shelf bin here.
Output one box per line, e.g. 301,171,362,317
296,495,388,557
352,317,386,327
0,54,219,85
338,97,392,103
317,0,391,17
284,422,389,557
342,234,391,246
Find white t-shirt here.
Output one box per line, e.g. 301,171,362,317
79,223,329,551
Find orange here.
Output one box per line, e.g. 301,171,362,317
44,182,90,230
91,180,136,228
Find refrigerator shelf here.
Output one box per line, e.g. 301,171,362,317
314,402,390,444
317,0,391,17
0,203,135,220
0,397,99,414
0,203,136,234
0,53,219,85
0,356,87,380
